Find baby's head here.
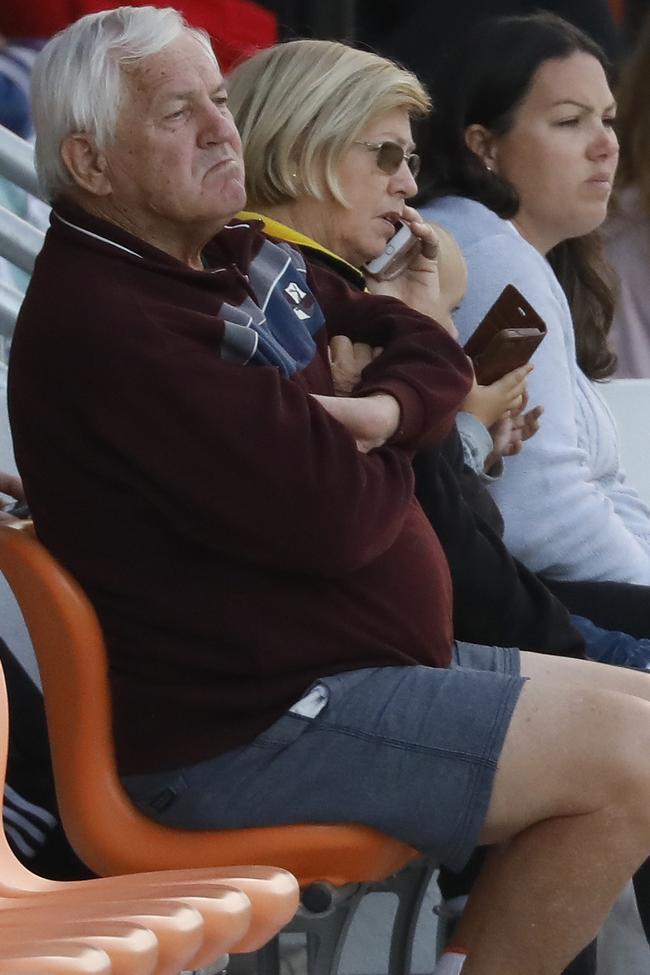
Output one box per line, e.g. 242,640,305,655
430,223,467,340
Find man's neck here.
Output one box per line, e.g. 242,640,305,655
66,192,214,269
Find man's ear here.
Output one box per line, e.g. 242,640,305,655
464,124,498,171
60,133,112,196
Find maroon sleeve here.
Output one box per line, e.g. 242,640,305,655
10,274,429,576
306,259,473,448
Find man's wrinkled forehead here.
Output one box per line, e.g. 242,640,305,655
120,32,221,105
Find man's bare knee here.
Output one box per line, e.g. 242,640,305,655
480,680,650,844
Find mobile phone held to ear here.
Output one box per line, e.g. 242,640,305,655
364,220,422,281
463,284,547,385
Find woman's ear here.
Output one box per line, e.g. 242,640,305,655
464,124,498,171
60,133,112,197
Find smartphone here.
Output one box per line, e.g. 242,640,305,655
463,285,546,385
364,220,422,281
471,328,544,385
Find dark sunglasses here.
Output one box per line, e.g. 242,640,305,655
353,140,420,178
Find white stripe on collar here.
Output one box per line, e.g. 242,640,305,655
54,211,235,272
53,211,144,260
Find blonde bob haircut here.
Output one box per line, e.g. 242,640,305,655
227,39,430,209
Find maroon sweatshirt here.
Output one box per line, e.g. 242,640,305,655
9,203,473,774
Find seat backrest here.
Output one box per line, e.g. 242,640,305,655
598,378,650,506
0,525,129,870
0,526,419,886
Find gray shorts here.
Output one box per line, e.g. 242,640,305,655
123,643,523,871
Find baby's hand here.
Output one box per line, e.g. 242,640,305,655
462,364,532,428
518,403,543,442
487,402,544,468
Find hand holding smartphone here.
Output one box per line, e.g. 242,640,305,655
463,285,546,385
364,220,422,281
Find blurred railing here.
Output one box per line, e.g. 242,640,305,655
0,124,47,357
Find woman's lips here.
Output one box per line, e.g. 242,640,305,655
379,213,402,233
587,173,612,184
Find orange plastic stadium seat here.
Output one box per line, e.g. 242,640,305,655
0,942,111,975
0,524,429,975
0,919,158,975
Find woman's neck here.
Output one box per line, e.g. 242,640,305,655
256,199,337,254
510,213,558,257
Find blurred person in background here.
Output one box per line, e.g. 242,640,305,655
602,9,650,377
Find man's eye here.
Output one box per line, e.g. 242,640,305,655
165,109,186,120
603,116,616,128
212,95,229,108
556,118,580,127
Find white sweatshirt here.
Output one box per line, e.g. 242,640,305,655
421,195,650,584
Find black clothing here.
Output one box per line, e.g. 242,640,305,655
0,640,92,880
544,577,650,638
413,434,585,655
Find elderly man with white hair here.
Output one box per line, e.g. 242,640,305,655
10,8,650,974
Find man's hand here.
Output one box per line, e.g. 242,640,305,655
364,207,442,318
310,392,401,452
328,336,383,395
0,471,26,524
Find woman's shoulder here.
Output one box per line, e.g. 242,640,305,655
431,198,569,342
421,195,552,285
420,195,511,248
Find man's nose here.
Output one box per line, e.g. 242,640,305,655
199,100,237,145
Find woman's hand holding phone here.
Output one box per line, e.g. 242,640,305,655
364,206,443,319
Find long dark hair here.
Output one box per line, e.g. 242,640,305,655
416,12,617,380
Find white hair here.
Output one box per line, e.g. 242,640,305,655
31,5,216,201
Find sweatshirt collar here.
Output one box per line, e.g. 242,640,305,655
50,198,262,275
237,210,365,287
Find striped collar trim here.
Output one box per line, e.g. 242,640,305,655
237,210,362,279
52,210,144,260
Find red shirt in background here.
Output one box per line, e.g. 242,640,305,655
0,0,277,72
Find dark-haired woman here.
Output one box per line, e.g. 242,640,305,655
418,11,650,957
419,12,650,596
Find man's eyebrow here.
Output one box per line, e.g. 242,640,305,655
160,84,227,102
159,89,194,104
